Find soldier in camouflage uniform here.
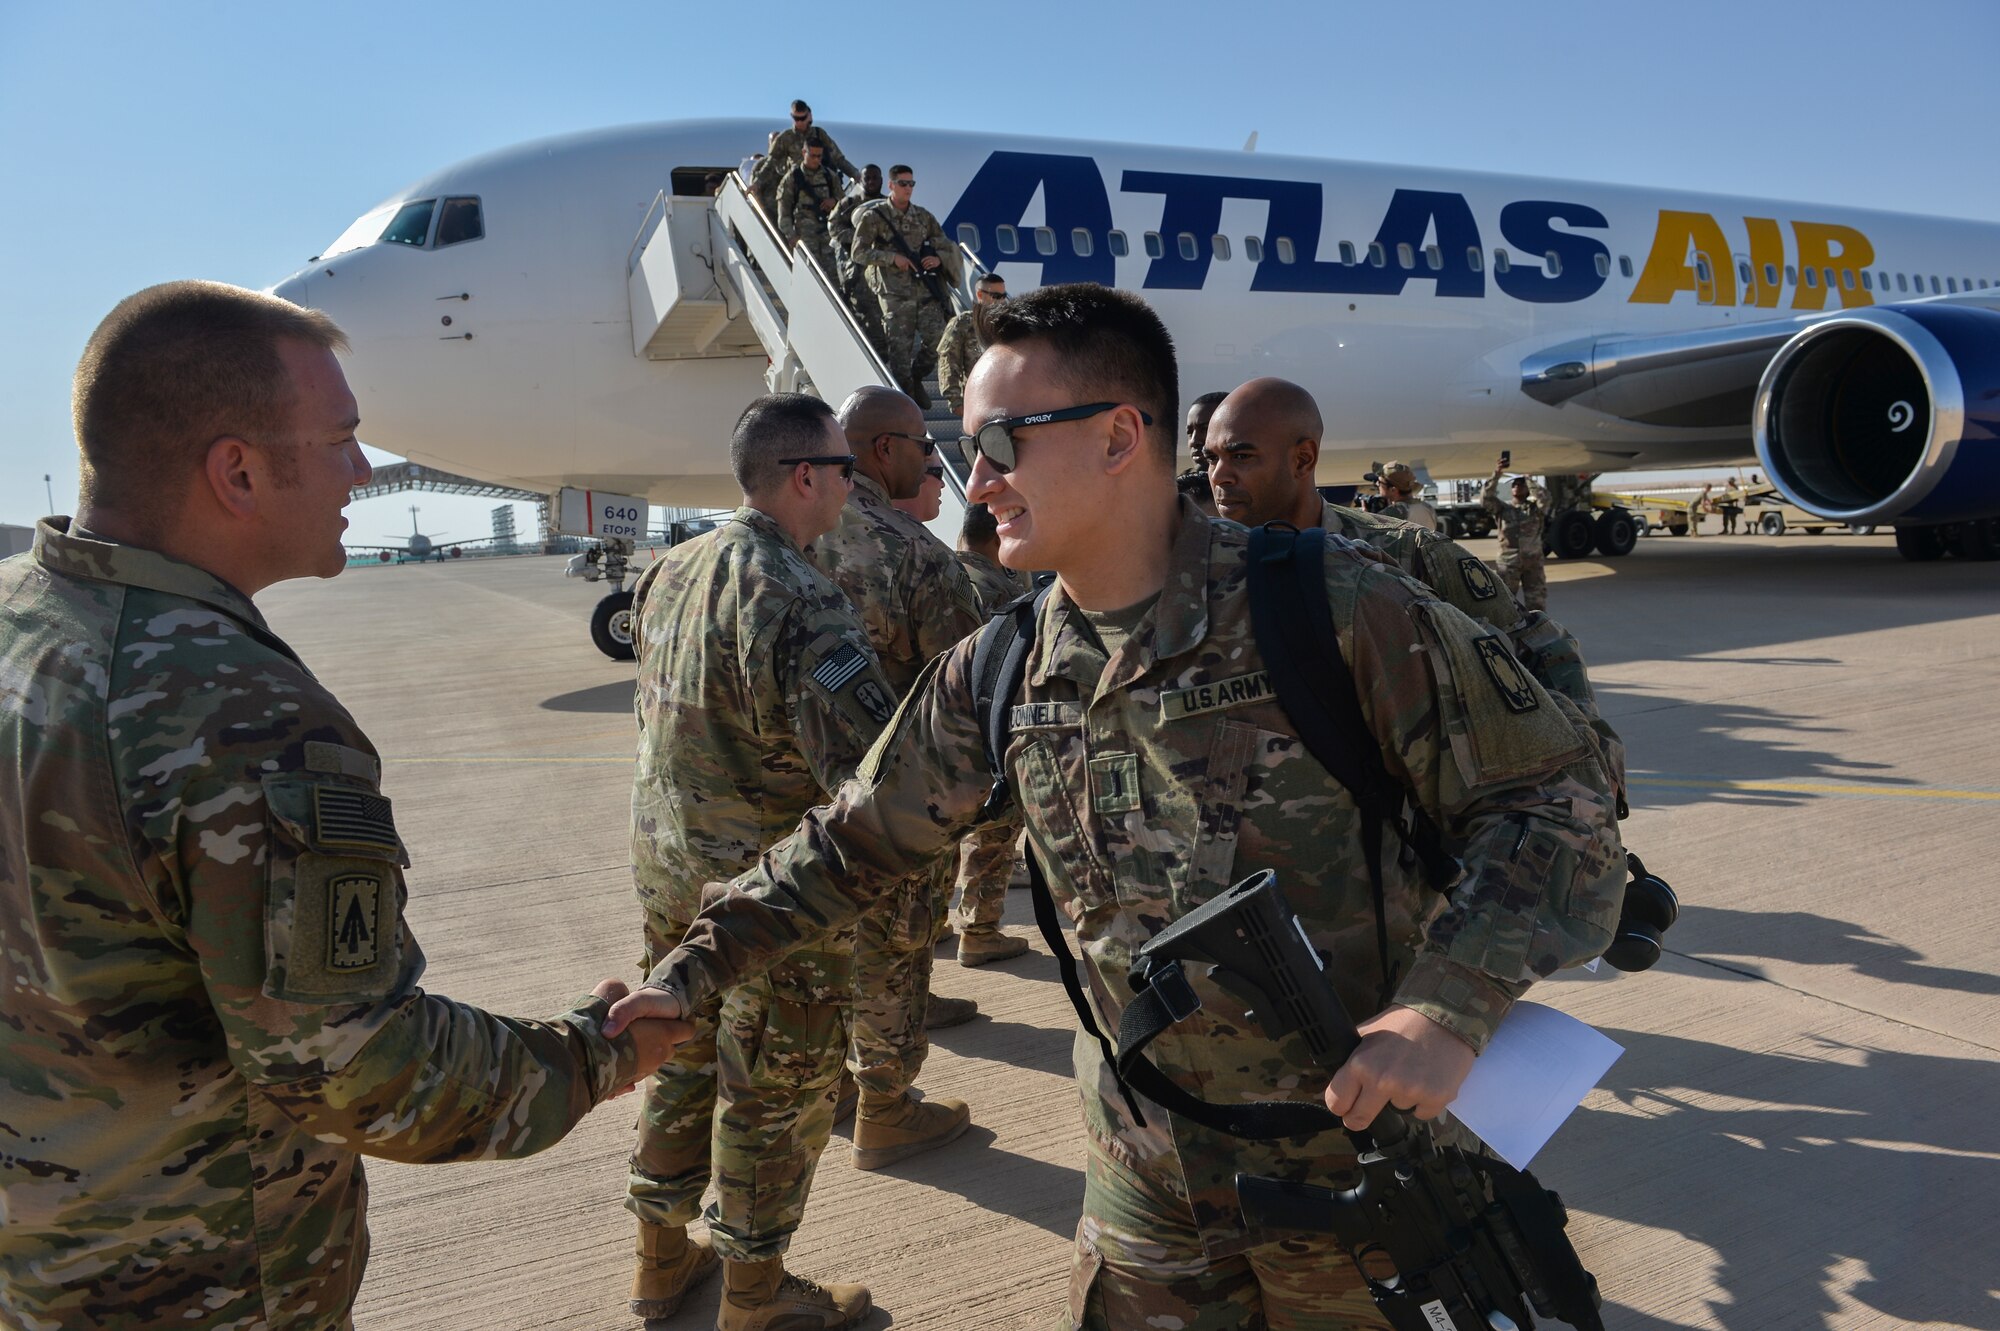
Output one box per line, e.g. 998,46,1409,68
1204,377,1625,806
951,502,1033,966
607,286,1625,1330
626,394,889,1330
829,164,887,351
751,99,859,216
0,281,682,1331
937,272,1007,415
1481,461,1552,611
776,140,843,278
810,387,986,1168
850,165,961,408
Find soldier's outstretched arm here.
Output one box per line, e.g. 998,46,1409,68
819,130,859,182
612,642,990,1031
158,748,664,1165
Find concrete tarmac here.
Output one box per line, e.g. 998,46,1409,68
259,529,2000,1331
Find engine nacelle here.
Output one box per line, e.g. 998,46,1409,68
1754,304,2000,525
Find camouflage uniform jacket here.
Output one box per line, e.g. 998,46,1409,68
751,124,859,197
850,200,962,298
936,309,985,408
650,499,1625,1255
956,548,1029,613
1318,500,1623,794
0,520,639,1329
776,162,842,247
810,473,983,695
629,507,895,924
829,187,884,271
1480,479,1551,556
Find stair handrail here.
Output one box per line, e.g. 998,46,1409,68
627,189,670,276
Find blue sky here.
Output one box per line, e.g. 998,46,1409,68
4,0,1996,537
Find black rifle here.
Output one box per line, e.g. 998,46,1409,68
1131,870,1606,1331
870,204,951,308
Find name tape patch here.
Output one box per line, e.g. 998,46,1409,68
1160,671,1273,721
1009,701,1081,729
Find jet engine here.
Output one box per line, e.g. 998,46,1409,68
1754,304,2000,527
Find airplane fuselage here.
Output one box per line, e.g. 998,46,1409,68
273,119,2000,508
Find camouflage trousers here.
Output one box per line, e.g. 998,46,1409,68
790,231,836,282
954,821,1021,932
848,857,952,1097
628,913,852,1261
873,281,949,396
1497,550,1548,612
1064,1129,1389,1331
839,261,887,354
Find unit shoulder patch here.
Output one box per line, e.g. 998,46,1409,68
1457,556,1501,601
328,873,382,970
1473,636,1540,712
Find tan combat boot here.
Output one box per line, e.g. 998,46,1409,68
956,927,1029,967
630,1221,720,1320
851,1089,971,1171
716,1256,870,1331
923,994,978,1028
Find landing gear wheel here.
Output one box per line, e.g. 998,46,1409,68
1759,512,1785,536
591,590,637,660
1895,525,1946,562
1549,509,1596,560
1847,524,1876,536
1593,509,1638,557
1960,517,2000,561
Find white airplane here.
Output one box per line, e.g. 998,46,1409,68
269,117,2000,655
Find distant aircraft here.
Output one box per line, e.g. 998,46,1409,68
270,118,2000,653
344,506,463,564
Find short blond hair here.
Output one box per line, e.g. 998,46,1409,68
73,280,347,524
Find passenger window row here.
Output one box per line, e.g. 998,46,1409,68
952,223,1998,300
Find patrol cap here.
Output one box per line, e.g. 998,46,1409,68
1364,461,1421,490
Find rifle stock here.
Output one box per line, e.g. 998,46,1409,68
1133,871,1605,1331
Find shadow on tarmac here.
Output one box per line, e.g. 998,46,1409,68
1558,1022,2000,1330
1670,905,2000,998
541,679,638,712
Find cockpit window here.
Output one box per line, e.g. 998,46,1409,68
435,197,484,247
380,199,437,247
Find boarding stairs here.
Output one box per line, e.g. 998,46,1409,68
626,174,985,541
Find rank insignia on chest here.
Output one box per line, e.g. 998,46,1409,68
1473,637,1540,712
1159,671,1273,722
328,873,382,970
1458,556,1500,601
1090,752,1142,813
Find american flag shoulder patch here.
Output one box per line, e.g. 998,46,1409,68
313,784,400,855
810,642,870,694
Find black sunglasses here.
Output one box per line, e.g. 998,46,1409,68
924,463,945,479
880,430,937,455
779,453,856,481
959,403,1154,475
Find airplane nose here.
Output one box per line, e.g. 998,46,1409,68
270,272,310,307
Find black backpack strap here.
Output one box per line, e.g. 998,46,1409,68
1246,525,1458,1005
969,585,1050,819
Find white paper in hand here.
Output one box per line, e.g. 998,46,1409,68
1446,1001,1622,1170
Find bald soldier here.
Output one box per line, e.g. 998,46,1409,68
1204,376,1625,799
810,386,985,1168
624,395,892,1329
0,281,686,1330
604,285,1624,1328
